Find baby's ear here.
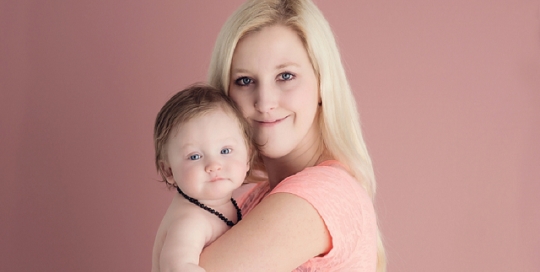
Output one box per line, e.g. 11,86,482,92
158,160,175,185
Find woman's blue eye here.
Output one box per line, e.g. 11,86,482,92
280,73,293,81
189,154,201,160
221,148,232,155
235,77,252,86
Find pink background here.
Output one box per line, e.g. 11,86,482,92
1,0,539,271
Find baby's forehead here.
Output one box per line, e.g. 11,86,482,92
181,105,236,124
172,106,243,134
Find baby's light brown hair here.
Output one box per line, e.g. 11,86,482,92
154,84,255,187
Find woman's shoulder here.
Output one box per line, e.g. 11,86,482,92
274,160,371,202
231,161,378,270
288,159,354,182
270,160,378,270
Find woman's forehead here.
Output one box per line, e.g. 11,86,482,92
230,25,310,71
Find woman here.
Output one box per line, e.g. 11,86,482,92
201,0,387,270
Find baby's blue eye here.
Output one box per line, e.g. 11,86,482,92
221,148,232,155
235,77,252,86
189,154,201,160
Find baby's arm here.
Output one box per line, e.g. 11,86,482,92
159,213,210,272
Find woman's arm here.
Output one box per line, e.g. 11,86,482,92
199,192,332,271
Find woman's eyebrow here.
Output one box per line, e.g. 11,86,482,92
230,67,250,74
230,62,300,74
276,62,300,69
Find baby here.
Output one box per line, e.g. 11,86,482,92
151,84,254,272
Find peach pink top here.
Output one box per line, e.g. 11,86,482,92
237,160,377,271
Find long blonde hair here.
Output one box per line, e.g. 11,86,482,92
207,0,386,270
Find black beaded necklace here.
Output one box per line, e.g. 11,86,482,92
176,187,242,227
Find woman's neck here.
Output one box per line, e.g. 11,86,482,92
263,138,332,189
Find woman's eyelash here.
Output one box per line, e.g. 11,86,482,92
235,77,253,86
234,72,294,85
279,72,294,80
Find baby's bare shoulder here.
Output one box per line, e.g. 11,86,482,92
163,196,211,230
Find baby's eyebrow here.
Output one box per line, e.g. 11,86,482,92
221,136,242,143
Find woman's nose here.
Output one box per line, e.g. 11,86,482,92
254,83,278,113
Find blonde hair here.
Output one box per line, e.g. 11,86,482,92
207,0,386,270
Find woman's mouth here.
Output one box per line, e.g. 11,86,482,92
256,116,288,127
